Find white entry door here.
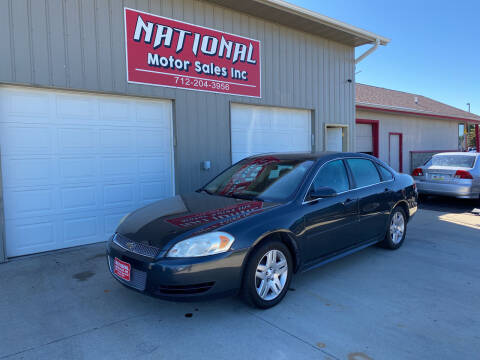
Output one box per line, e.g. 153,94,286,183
389,133,401,172
326,127,344,152
230,104,311,163
0,86,175,257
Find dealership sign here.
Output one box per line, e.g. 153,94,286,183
124,8,261,98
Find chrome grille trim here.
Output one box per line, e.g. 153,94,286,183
108,256,147,291
113,233,160,259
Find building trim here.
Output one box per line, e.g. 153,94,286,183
389,132,403,172
0,149,5,263
356,104,480,124
356,118,379,157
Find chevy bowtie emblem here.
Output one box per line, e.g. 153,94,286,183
126,242,136,250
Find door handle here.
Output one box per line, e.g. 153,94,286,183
384,188,391,192
342,198,353,205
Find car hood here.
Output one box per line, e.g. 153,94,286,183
116,192,280,249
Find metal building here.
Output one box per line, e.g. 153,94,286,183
0,0,388,260
355,84,480,173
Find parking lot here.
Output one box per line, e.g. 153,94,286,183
1,199,479,360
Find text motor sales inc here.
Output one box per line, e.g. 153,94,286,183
125,8,261,97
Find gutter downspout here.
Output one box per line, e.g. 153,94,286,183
355,39,381,64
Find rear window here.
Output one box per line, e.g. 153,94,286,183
427,155,475,168
346,159,381,188
378,165,394,181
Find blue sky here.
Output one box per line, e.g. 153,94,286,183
290,0,480,115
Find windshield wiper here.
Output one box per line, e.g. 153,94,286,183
228,193,260,201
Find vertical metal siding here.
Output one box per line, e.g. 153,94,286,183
0,0,355,193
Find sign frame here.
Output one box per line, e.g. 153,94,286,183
123,7,262,98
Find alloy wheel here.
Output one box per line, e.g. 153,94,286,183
390,211,405,244
255,249,288,301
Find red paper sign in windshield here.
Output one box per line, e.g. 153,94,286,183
124,8,261,98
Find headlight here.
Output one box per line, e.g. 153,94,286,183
167,232,235,258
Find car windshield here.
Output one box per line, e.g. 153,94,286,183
203,157,314,202
427,155,476,168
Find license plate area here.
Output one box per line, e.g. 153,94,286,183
430,173,450,181
114,257,131,281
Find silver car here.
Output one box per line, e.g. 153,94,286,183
412,152,480,199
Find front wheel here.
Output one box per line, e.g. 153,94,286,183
241,240,293,309
380,207,407,250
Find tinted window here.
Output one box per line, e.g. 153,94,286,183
346,159,381,188
204,157,314,202
427,155,475,168
378,165,394,181
311,160,350,194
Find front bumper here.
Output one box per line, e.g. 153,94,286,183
416,180,478,199
106,240,247,301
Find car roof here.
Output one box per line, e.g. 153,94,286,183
244,151,377,162
433,152,478,156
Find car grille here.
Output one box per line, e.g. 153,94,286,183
155,282,215,295
108,256,147,291
113,233,160,259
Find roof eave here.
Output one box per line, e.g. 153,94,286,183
205,0,390,47
356,103,480,124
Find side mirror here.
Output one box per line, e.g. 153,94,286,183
309,186,337,199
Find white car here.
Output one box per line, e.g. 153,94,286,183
412,152,480,199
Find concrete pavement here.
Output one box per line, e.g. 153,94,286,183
1,209,479,360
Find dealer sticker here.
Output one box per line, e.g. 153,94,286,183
114,257,131,281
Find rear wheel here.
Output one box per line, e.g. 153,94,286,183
380,207,407,250
241,240,293,309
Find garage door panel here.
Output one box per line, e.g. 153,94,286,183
58,128,97,153
63,216,98,243
102,157,137,178
4,188,54,219
1,125,53,154
99,100,130,122
6,220,56,253
137,129,171,153
140,181,169,203
3,158,53,187
103,183,135,207
231,104,311,163
59,157,96,180
2,91,50,117
61,186,97,211
1,86,174,257
56,94,96,120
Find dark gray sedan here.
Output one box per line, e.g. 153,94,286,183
107,152,417,308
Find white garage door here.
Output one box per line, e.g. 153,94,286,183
356,123,373,153
0,86,174,257
230,104,311,163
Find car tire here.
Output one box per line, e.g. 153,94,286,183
241,240,293,309
380,207,407,250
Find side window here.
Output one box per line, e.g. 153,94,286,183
378,164,394,181
346,159,381,188
311,160,350,194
